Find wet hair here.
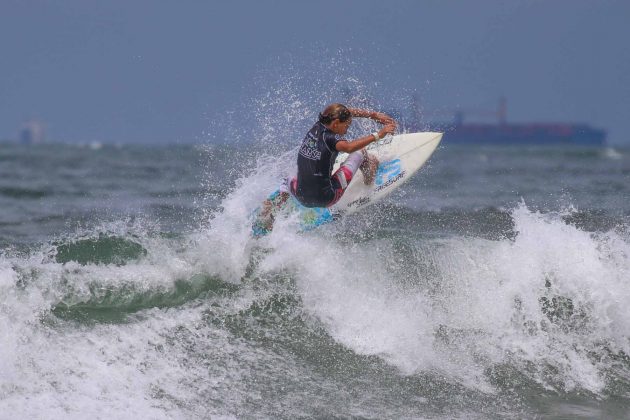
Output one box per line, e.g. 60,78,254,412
318,103,351,125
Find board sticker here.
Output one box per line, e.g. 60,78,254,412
375,159,403,186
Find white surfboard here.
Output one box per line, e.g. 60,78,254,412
252,132,443,235
329,131,443,216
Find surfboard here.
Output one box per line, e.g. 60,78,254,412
252,131,443,235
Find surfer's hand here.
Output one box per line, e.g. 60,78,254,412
372,112,395,125
379,123,396,138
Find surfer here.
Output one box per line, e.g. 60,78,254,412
256,103,396,231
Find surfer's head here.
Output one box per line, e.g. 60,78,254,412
319,103,352,135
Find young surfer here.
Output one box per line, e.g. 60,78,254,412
256,103,397,232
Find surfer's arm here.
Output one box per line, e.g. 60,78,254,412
335,135,377,153
335,108,397,153
336,123,397,153
348,108,396,126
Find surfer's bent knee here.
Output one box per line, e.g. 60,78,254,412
340,151,364,175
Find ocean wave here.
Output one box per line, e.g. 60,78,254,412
2,194,629,397
53,234,148,266
53,274,238,323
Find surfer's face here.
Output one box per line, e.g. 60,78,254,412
330,117,352,135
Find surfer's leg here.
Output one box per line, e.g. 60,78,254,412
359,149,379,185
327,152,364,206
335,151,363,187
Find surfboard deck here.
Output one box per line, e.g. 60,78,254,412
252,131,443,236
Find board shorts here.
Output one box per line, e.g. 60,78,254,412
287,151,364,208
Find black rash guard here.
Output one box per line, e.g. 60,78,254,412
294,122,341,207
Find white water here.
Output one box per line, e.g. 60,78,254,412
254,201,630,394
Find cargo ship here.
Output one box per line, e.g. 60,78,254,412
407,98,607,146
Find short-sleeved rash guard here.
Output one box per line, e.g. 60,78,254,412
294,122,341,207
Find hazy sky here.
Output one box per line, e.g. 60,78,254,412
1,0,629,144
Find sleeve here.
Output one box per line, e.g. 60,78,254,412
324,131,341,151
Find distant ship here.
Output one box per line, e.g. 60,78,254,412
407,98,607,146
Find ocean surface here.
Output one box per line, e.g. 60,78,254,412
1,139,629,419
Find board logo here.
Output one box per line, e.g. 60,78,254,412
375,159,402,186
347,196,370,208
